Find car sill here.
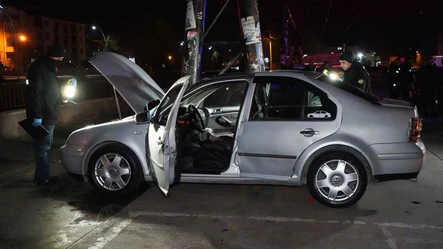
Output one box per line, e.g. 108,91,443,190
238,152,297,159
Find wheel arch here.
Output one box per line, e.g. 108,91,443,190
300,144,373,185
83,141,145,180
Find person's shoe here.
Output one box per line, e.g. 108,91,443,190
36,176,58,186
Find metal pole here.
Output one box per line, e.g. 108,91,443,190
98,28,106,40
183,0,207,85
201,0,230,42
237,0,265,72
218,50,243,75
269,40,273,70
281,0,289,69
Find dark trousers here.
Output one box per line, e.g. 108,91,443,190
34,125,55,182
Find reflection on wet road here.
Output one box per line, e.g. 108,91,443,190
0,156,150,249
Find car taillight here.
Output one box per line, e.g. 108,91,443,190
409,118,422,142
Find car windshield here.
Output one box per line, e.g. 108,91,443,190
312,74,382,104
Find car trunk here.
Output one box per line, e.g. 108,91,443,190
377,98,413,108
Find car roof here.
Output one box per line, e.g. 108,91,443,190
198,70,323,84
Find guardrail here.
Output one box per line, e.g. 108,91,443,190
0,80,27,111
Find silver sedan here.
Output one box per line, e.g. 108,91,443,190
60,52,425,208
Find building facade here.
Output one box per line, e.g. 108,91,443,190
0,5,87,75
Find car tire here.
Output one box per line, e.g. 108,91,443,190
307,152,368,208
88,143,144,196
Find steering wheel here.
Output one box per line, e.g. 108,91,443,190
188,105,205,131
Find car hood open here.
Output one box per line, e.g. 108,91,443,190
89,52,165,114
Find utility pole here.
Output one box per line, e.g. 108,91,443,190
237,0,265,72
280,0,289,69
183,0,207,85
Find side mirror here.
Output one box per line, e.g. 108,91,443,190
147,99,160,110
135,110,151,124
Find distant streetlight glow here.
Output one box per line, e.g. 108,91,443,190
19,34,26,42
168,55,172,61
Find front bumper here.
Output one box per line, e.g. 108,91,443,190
60,144,87,178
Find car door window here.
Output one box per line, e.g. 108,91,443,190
200,81,247,108
250,76,337,121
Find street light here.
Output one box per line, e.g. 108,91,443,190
19,34,26,42
0,5,16,35
91,25,106,39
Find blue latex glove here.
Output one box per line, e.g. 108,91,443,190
68,78,77,87
32,118,42,127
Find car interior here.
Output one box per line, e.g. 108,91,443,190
159,81,248,175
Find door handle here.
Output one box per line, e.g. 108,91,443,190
220,116,233,124
300,128,319,137
212,108,222,114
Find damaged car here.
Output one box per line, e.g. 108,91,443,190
60,52,426,208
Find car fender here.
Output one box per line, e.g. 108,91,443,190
291,135,374,186
80,122,151,180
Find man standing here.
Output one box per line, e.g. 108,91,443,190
339,51,372,92
26,44,65,186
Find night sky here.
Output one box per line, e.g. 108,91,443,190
3,0,441,62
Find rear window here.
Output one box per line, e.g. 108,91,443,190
313,74,382,104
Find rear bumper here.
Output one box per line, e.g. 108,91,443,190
365,139,426,177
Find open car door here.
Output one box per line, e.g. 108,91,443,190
147,76,190,196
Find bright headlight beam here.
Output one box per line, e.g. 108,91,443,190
329,72,338,80
64,85,76,98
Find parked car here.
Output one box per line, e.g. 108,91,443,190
60,52,426,208
307,110,331,119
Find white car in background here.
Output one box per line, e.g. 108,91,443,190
308,110,331,119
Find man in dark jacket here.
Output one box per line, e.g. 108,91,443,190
26,44,65,186
339,51,372,92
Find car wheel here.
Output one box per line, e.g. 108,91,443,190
309,115,314,118
307,152,368,208
88,143,144,195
